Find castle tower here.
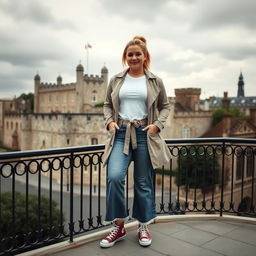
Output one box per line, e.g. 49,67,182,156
75,64,84,112
57,75,62,86
34,73,40,113
175,88,201,111
101,65,108,85
237,72,245,97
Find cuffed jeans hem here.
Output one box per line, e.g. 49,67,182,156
103,216,129,225
133,216,156,225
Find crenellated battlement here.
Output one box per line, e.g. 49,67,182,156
83,74,104,83
39,82,75,91
174,110,212,118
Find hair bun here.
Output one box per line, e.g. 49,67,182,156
133,36,147,45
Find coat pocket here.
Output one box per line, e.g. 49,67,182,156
147,132,171,169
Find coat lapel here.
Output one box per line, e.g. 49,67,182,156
111,69,128,120
145,70,160,111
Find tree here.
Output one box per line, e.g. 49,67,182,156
173,146,220,190
212,107,242,126
0,192,65,249
18,92,34,113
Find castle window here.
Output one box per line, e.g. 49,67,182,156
91,138,98,145
11,122,13,130
16,122,18,130
92,95,97,102
182,126,190,138
6,121,9,129
67,139,70,145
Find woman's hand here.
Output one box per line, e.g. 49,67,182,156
108,122,119,131
142,124,159,134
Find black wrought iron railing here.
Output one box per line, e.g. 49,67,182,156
0,138,255,255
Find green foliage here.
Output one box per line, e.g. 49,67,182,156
212,107,242,126
94,102,104,108
18,92,34,113
173,146,220,189
19,93,34,101
0,192,65,241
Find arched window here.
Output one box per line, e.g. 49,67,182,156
92,90,97,102
91,138,98,145
182,126,190,138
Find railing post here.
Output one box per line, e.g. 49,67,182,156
220,142,225,217
69,153,74,243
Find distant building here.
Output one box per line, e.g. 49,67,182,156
204,72,256,116
199,73,256,214
163,88,212,140
1,64,109,151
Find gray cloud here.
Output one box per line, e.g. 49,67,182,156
98,0,170,21
192,0,256,30
0,0,76,30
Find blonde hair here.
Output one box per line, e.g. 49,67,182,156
122,36,150,70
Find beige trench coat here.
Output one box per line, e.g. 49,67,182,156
103,68,171,169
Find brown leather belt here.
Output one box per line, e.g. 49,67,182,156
117,118,148,155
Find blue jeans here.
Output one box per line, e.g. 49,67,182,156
105,125,156,224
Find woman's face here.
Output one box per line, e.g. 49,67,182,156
125,45,146,72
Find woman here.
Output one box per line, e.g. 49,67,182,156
100,36,171,248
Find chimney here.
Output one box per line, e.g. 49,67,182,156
222,91,230,109
250,109,256,126
223,114,232,137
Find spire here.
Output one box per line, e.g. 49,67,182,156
237,71,245,97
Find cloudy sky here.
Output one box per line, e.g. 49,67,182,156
0,0,255,99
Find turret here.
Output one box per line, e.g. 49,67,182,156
34,73,40,113
75,64,84,112
57,75,62,86
101,65,108,81
101,65,108,93
237,72,245,97
76,64,84,82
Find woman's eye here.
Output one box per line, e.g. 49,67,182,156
127,53,133,57
135,53,142,56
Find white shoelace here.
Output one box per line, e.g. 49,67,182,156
139,224,149,238
106,225,119,239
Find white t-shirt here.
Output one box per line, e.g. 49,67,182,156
119,74,148,120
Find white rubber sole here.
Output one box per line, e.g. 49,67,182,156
139,239,152,247
100,234,126,248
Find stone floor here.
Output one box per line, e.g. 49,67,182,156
53,219,256,256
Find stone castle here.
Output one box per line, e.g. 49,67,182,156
1,64,109,151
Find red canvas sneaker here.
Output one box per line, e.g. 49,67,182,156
100,223,126,248
138,224,152,246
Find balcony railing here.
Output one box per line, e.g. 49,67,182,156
0,138,255,255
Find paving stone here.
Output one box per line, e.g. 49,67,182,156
183,220,238,235
203,236,256,256
171,227,218,246
148,229,223,256
150,222,189,235
224,226,256,246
